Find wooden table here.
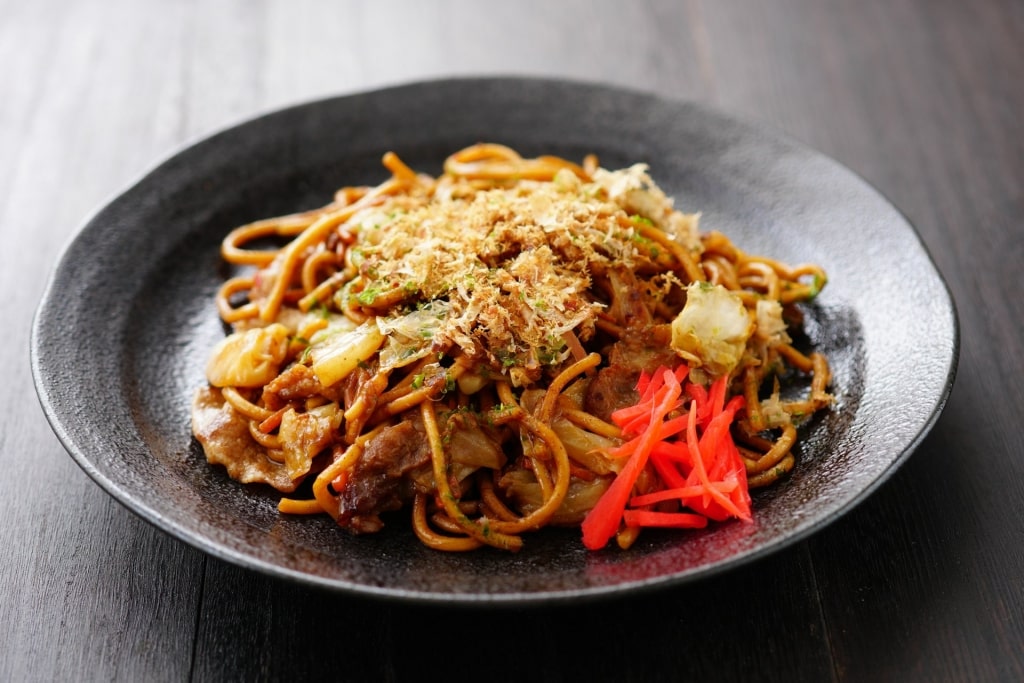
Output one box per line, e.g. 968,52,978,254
5,1,1022,680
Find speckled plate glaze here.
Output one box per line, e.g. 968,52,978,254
31,77,958,605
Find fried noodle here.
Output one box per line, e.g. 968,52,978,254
191,143,833,552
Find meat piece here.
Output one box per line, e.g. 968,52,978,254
191,386,297,492
584,326,680,421
336,419,430,533
204,323,291,388
261,363,343,410
583,363,640,423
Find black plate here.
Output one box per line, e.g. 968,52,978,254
31,77,958,605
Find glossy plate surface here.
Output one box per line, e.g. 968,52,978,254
31,77,958,605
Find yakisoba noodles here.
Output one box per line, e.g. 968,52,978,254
191,144,833,552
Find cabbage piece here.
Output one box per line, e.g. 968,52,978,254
277,403,338,480
446,416,506,470
670,282,753,379
376,302,449,372
759,385,794,429
308,319,384,387
516,387,618,475
754,298,791,347
205,323,291,388
500,469,611,525
549,416,617,475
306,314,360,344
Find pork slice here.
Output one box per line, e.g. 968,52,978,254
337,419,430,533
261,363,343,411
583,327,680,422
583,362,640,423
191,386,297,492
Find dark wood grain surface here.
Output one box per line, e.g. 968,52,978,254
5,1,1022,681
